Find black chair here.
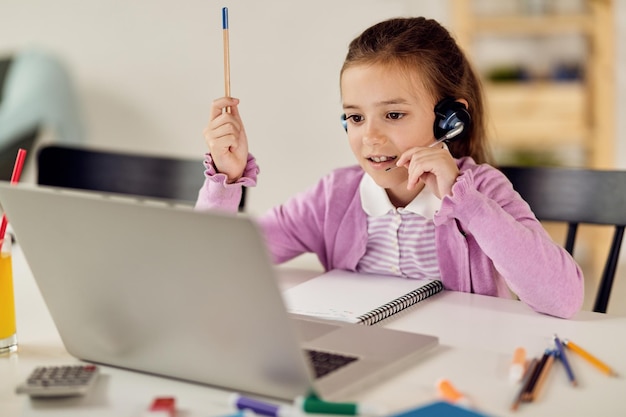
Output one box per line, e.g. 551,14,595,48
37,144,246,211
499,165,626,313
0,126,39,180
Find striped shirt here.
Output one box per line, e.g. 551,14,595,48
356,174,442,281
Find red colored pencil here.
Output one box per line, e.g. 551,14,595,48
0,148,28,241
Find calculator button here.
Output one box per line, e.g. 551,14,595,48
16,365,100,397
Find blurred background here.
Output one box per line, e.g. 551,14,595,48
1,0,624,313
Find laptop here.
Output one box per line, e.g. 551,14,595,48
0,182,438,401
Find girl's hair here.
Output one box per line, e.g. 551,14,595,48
341,17,492,164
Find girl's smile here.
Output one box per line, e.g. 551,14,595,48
366,154,397,169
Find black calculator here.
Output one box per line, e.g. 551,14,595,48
16,365,100,397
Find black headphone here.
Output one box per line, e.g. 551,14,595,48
433,97,471,143
341,97,471,144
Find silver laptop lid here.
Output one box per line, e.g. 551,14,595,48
0,183,315,399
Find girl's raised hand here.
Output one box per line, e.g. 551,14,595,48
395,145,459,199
203,97,249,182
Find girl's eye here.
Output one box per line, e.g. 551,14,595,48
346,114,363,124
387,112,404,120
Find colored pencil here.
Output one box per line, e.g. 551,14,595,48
511,357,539,411
0,148,27,241
528,350,556,401
563,339,618,377
521,350,550,402
553,334,577,386
222,7,231,113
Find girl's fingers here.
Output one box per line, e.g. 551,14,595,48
394,154,410,169
403,148,458,193
396,146,425,168
407,165,425,189
205,123,240,151
209,97,240,120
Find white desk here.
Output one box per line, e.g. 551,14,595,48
2,243,625,417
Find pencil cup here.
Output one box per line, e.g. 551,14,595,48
0,235,18,354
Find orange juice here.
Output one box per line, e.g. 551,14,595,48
0,250,16,340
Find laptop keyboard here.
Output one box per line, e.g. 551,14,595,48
305,349,359,378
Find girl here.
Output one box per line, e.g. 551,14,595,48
196,17,583,319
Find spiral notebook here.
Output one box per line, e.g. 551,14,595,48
282,269,443,325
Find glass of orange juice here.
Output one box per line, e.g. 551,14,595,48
0,234,17,354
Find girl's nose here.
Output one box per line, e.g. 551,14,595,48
362,121,387,146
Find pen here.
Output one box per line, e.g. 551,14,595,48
563,338,618,377
295,395,382,416
509,346,527,383
511,357,539,411
229,393,295,417
553,334,577,386
222,6,231,113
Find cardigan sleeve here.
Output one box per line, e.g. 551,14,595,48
257,165,366,269
194,153,258,213
435,163,584,318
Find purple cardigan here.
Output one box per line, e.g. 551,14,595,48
195,154,584,319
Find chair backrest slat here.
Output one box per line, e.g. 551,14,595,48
500,166,626,225
594,226,625,313
500,165,626,314
564,223,578,256
36,145,246,211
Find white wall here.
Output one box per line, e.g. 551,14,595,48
0,0,447,215
2,0,625,310
3,0,622,210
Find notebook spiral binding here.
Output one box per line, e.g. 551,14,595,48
356,280,444,325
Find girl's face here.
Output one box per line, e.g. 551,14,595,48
340,63,437,203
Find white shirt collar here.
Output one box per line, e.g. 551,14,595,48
359,173,441,219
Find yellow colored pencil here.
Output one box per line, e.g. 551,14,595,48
563,339,618,377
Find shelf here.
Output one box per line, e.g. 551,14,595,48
485,82,588,145
452,0,615,295
452,0,614,169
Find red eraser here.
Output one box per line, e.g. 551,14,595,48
149,397,176,417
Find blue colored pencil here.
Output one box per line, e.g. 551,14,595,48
554,334,577,386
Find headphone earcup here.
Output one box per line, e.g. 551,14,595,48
433,98,471,142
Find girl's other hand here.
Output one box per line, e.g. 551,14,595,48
395,145,459,199
203,97,249,183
